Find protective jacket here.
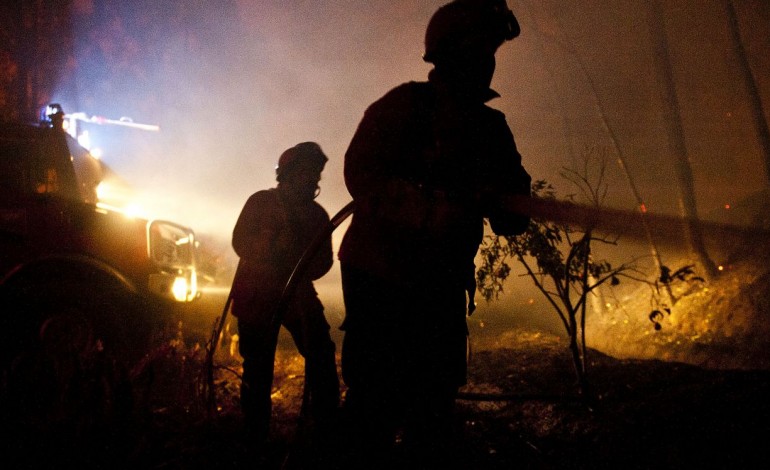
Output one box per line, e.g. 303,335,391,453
339,77,531,291
231,188,332,324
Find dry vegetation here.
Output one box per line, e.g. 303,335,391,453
586,237,770,371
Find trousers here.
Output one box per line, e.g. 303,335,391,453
340,263,468,461
238,298,339,438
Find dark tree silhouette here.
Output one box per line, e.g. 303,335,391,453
477,154,644,397
0,0,72,122
518,0,674,304
647,0,719,280
723,0,770,187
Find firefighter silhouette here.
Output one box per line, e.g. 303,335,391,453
338,0,531,465
231,142,339,442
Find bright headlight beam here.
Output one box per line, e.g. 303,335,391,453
172,276,189,302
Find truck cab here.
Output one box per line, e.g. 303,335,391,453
0,106,199,369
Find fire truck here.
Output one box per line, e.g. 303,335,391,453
0,104,200,370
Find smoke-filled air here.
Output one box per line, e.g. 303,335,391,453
44,0,770,343
5,1,770,468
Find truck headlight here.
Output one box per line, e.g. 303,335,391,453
147,220,199,302
172,276,189,302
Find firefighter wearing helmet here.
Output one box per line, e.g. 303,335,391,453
338,0,531,465
423,0,521,64
231,142,339,443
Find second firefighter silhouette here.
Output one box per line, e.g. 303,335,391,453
231,142,339,440
338,0,532,463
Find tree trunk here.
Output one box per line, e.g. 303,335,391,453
0,1,23,122
724,0,770,187
6,0,72,122
522,0,675,303
647,0,719,280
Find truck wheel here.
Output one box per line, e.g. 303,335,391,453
0,260,150,449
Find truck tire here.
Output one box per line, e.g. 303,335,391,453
0,257,152,449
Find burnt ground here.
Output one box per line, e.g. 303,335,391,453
3,326,769,470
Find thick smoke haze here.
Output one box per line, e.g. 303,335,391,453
58,1,444,238
50,0,770,333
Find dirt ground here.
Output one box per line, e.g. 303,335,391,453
202,331,770,470
5,325,769,470
3,238,770,469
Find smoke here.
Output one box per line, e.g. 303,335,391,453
54,1,446,244
49,0,770,332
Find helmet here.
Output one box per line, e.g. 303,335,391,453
423,0,520,64
275,142,328,182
